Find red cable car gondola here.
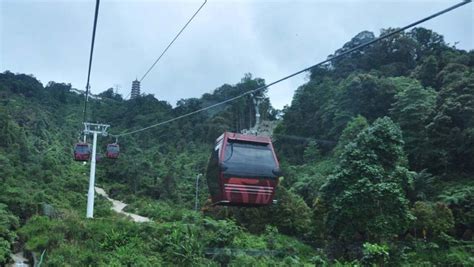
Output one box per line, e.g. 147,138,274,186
205,132,281,206
73,143,91,161
106,143,120,159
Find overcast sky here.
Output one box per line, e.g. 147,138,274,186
1,0,473,109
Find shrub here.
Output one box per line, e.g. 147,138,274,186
361,242,390,266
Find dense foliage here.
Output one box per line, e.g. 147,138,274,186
0,27,473,265
275,27,474,265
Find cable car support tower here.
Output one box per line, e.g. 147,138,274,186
253,94,263,132
242,93,264,136
83,122,110,218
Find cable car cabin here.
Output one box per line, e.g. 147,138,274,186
206,132,281,206
73,143,91,161
106,144,120,159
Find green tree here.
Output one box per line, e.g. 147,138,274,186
361,242,390,266
227,187,312,238
98,87,123,101
389,77,437,170
45,81,71,104
303,140,322,163
335,115,369,156
414,56,439,88
439,184,474,240
0,204,19,265
426,70,474,173
337,74,397,123
321,117,414,250
411,201,454,240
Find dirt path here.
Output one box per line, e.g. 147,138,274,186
9,251,29,267
95,187,151,223
8,188,149,266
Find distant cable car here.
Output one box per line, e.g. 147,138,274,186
74,143,91,161
205,132,281,206
106,143,120,159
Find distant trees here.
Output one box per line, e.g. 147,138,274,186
0,108,17,148
326,27,447,80
277,73,397,160
276,27,473,176
98,88,123,101
45,82,71,103
0,71,43,98
202,74,272,134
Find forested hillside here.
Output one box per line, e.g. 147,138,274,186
1,27,473,266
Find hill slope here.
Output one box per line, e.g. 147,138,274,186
0,27,473,266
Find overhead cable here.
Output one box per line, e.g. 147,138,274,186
139,0,207,82
111,0,471,137
82,0,101,123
